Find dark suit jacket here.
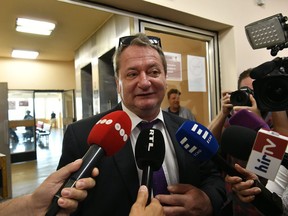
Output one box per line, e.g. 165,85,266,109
57,104,226,216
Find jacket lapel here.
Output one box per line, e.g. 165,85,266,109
163,112,191,182
114,138,139,202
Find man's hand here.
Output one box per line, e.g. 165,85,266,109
28,159,99,215
156,184,213,216
225,163,261,203
130,185,164,216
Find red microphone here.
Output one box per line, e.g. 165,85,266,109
45,110,131,216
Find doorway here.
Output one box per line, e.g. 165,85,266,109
98,48,118,113
81,63,93,118
8,90,75,163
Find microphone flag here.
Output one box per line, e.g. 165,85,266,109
246,129,288,180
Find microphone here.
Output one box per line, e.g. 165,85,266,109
135,128,165,204
176,121,283,216
228,109,270,131
175,120,240,176
45,110,132,216
221,125,257,161
222,125,288,181
222,125,288,169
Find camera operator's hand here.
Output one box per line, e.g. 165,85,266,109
233,94,262,118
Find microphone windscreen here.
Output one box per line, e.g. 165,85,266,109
87,110,131,156
176,120,219,161
229,109,270,131
250,60,276,79
135,128,165,171
221,125,257,161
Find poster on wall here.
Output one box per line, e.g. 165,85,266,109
19,100,29,106
187,55,206,92
164,52,182,81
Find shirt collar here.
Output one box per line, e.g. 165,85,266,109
121,102,164,131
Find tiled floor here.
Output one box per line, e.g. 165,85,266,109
11,128,63,198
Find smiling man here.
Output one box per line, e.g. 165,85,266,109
164,88,196,121
57,33,226,216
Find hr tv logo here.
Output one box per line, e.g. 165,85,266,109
246,129,288,180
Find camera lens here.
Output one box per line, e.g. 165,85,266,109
263,77,288,104
230,89,252,106
253,75,288,111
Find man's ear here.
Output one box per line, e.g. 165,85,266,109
115,77,120,93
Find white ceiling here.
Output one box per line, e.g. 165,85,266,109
0,0,112,61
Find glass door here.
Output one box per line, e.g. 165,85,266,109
8,91,36,163
8,90,76,163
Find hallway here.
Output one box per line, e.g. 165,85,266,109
11,128,63,198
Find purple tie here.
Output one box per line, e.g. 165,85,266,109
137,120,169,196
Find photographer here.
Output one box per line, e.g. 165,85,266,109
208,68,268,142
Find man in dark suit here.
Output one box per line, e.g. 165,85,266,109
57,33,226,216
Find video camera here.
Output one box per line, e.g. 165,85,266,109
245,13,288,111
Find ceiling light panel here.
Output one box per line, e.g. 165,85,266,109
16,18,56,36
12,49,39,59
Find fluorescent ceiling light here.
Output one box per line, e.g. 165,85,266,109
12,50,39,59
16,18,56,36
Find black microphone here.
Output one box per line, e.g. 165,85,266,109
282,152,288,170
176,121,283,216
221,125,257,161
135,128,165,204
45,111,131,216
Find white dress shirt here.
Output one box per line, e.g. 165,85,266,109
122,103,179,187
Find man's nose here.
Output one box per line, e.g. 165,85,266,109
137,72,151,88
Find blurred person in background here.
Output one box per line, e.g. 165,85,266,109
164,88,196,121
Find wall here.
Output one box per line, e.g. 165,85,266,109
0,57,75,90
144,0,288,91
74,14,132,120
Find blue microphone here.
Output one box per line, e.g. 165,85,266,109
175,120,241,176
175,120,218,161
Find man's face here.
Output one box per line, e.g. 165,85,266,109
168,93,180,110
116,45,167,120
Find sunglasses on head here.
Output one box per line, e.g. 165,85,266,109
118,35,162,48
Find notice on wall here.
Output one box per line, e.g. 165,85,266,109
187,55,206,92
164,52,182,81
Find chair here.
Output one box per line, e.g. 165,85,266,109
36,121,44,132
36,123,51,146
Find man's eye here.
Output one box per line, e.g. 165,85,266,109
150,70,161,77
127,72,138,78
148,70,161,77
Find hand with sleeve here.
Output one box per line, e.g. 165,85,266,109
0,159,98,216
155,184,213,216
